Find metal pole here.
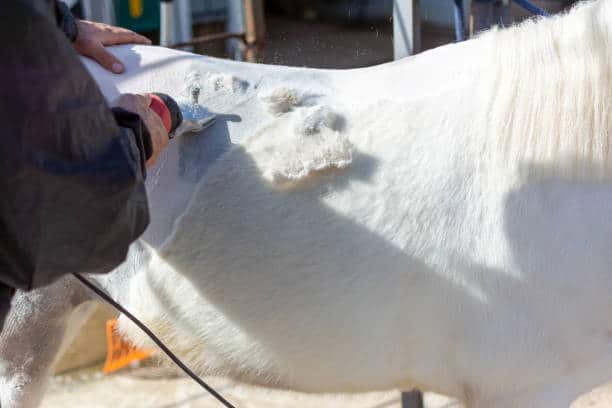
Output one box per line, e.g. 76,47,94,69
81,0,115,24
401,390,424,408
226,0,246,60
175,0,193,50
470,0,512,36
513,0,549,16
393,0,421,59
171,32,246,49
160,0,174,47
243,0,266,62
244,0,266,45
453,0,466,41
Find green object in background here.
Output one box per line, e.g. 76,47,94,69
114,0,160,33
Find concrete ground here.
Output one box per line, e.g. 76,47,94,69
42,363,612,408
43,365,450,408
42,7,612,408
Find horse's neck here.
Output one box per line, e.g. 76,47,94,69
475,1,612,183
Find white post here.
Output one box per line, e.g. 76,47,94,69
175,0,193,49
160,0,175,47
393,0,421,59
81,0,115,24
102,0,116,25
226,0,246,61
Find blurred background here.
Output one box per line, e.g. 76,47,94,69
64,0,580,69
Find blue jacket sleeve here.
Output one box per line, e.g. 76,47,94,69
0,0,152,290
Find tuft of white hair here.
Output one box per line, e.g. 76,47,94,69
245,105,352,187
258,86,305,115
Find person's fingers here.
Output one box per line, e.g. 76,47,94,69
74,21,151,74
119,30,151,45
102,28,152,45
146,153,159,167
112,93,169,168
126,93,150,107
145,106,167,134
86,43,124,74
145,111,168,168
143,103,169,145
140,93,152,107
115,94,153,119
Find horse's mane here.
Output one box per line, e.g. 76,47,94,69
479,0,612,181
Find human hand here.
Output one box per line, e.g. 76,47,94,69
113,94,169,168
74,20,151,74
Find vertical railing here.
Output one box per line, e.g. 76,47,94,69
393,0,421,59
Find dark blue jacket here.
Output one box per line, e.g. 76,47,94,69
0,0,152,312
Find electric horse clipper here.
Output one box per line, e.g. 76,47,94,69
148,92,216,138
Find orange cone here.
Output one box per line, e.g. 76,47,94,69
103,319,153,373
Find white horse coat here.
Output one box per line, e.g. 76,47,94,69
2,1,612,407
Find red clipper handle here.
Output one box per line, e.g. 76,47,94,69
148,93,173,133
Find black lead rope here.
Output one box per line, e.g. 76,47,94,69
72,273,238,408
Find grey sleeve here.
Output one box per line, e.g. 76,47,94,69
0,0,151,290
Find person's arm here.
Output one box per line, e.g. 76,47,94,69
0,0,163,292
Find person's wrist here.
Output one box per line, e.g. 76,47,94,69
55,1,79,42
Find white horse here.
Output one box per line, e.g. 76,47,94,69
2,1,612,407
